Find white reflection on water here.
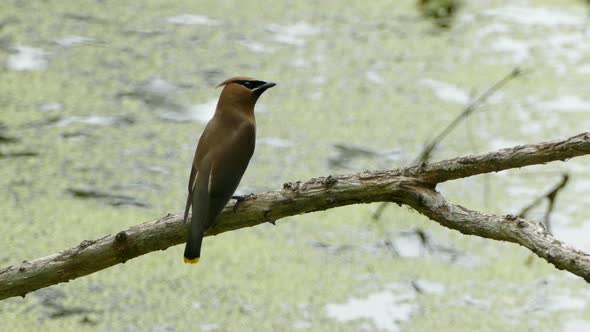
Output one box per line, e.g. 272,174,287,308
239,40,276,54
165,14,221,26
484,6,584,27
6,45,49,71
56,115,132,127
268,22,321,46
258,137,294,148
419,78,470,104
554,222,590,253
325,282,446,331
55,35,96,47
536,95,590,113
160,99,217,123
563,319,590,332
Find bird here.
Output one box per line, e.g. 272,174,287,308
183,77,276,264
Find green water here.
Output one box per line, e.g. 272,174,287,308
1,0,590,331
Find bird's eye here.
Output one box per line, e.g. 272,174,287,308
244,81,251,86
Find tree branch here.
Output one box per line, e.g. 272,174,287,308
0,132,589,300
407,185,590,281
399,132,590,183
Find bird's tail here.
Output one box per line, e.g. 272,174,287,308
184,172,209,264
184,225,203,264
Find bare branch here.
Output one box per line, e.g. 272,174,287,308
406,185,590,281
400,132,590,183
414,67,522,164
0,132,589,300
518,173,570,233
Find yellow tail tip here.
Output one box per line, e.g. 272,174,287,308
184,256,200,264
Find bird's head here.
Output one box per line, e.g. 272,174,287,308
216,76,276,106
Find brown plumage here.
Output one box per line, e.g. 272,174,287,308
183,76,276,264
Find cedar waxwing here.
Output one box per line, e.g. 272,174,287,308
183,77,276,264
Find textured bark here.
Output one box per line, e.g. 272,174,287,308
397,132,590,183
0,132,589,300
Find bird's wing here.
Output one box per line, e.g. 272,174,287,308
183,121,217,223
184,164,211,261
183,165,197,223
206,122,256,229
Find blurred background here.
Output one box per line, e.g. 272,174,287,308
1,0,590,331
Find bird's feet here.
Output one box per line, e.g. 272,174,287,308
232,193,255,212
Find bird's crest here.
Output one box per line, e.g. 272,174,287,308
216,76,256,88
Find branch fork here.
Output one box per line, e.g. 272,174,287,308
0,132,589,300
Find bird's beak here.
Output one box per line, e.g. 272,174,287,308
252,82,277,94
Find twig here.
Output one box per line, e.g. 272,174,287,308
518,173,569,234
413,67,522,164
